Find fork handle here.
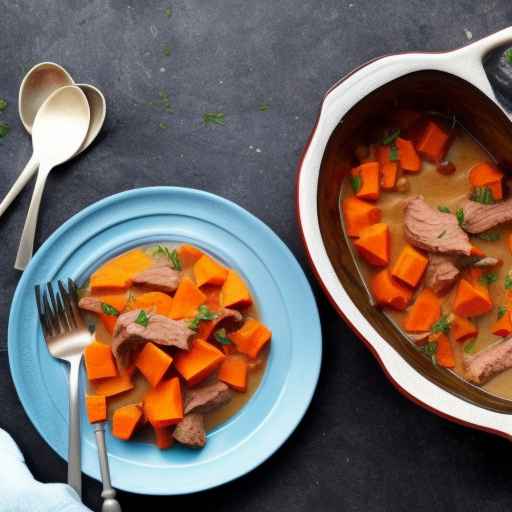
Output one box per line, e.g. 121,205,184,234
68,356,82,498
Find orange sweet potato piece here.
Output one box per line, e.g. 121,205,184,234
92,373,134,397
97,293,129,313
178,244,203,267
491,310,512,337
112,404,143,440
218,355,248,392
132,291,173,316
469,162,503,201
143,377,183,427
99,314,118,335
396,138,421,173
342,196,382,238
221,269,252,309
391,244,428,288
154,426,174,449
371,269,412,311
380,162,398,190
353,223,390,267
434,333,455,368
453,278,493,317
174,339,225,386
229,318,272,358
416,121,450,162
135,342,173,387
376,145,391,167
86,395,107,423
84,341,118,380
404,288,441,333
90,250,153,291
352,161,380,201
193,254,228,287
203,286,222,311
470,245,485,258
169,277,206,319
452,315,477,342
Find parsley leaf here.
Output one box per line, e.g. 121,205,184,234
0,98,7,111
505,48,512,64
478,230,501,242
432,314,451,334
437,230,446,239
0,122,9,138
389,144,399,161
422,341,438,365
464,339,477,354
189,305,218,331
382,129,400,145
455,208,464,226
471,186,494,205
165,7,172,17
159,122,168,129
480,272,497,286
351,175,362,193
438,206,450,213
135,310,149,327
203,112,225,125
259,103,269,111
498,305,507,319
101,303,119,316
505,275,512,290
153,245,182,270
163,46,172,57
214,328,232,345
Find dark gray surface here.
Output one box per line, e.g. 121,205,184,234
1,1,512,511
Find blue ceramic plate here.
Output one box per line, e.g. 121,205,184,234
8,187,321,495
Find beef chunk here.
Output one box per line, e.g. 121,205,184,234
78,296,103,314
112,309,194,359
461,198,512,234
404,196,471,255
184,381,233,414
173,413,206,448
424,254,460,294
465,337,512,384
132,265,180,293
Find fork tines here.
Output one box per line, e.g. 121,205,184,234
35,279,82,338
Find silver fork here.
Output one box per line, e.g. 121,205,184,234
35,279,91,498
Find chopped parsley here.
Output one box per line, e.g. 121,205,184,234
259,103,269,112
163,46,172,57
0,122,9,138
165,7,172,17
0,98,7,111
498,305,508,319
505,48,512,64
135,310,149,328
479,272,497,286
471,186,494,205
422,341,438,365
389,144,399,161
438,206,450,213
189,305,218,331
431,314,451,334
382,129,400,145
214,328,232,345
159,122,168,129
437,230,446,239
203,112,225,125
505,274,512,290
464,339,477,354
351,175,362,193
478,230,501,242
101,303,119,316
153,245,182,270
455,208,464,226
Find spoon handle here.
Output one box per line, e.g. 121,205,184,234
0,153,38,217
14,162,51,270
93,423,122,512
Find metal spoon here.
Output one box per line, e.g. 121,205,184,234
14,86,90,270
0,64,106,217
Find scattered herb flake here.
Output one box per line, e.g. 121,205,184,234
480,272,497,286
351,175,362,193
0,98,7,111
455,208,464,226
101,303,119,316
214,328,232,345
163,46,172,57
159,122,168,129
424,341,438,356
464,339,477,354
165,7,172,17
438,206,450,213
203,112,225,125
431,314,451,334
505,274,512,290
259,103,269,112
0,122,9,138
437,230,447,239
382,129,400,145
135,310,149,328
505,48,512,64
478,230,501,241
389,144,399,161
498,305,508,319
153,245,182,270
471,186,494,205
189,305,218,331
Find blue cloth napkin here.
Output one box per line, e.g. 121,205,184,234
0,429,91,512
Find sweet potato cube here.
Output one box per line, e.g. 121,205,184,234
491,310,512,337
143,377,183,427
404,288,441,333
218,355,248,392
85,395,107,423
135,342,173,387
84,341,118,380
433,333,455,368
452,315,477,342
371,269,412,311
342,196,382,238
112,404,143,440
396,138,421,173
91,373,134,397
453,278,493,317
221,269,252,309
391,244,428,288
416,121,450,162
353,223,390,267
174,339,225,386
178,244,203,266
154,426,174,449
132,291,173,317
230,318,272,359
169,276,206,319
193,254,228,287
352,161,380,201
469,162,503,200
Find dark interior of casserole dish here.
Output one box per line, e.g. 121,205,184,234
317,70,512,414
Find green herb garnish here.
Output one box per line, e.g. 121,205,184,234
480,272,497,286
203,112,225,125
259,103,269,112
423,341,438,365
498,305,507,319
135,310,149,328
165,7,172,17
432,314,451,334
471,186,494,205
505,48,512,64
0,122,9,138
438,206,450,213
437,230,446,239
153,245,182,270
159,122,168,129
505,275,512,290
389,144,399,161
455,208,464,226
382,129,400,145
0,98,7,111
163,46,172,57
464,339,477,354
214,328,232,345
101,303,119,316
478,230,501,241
351,175,362,193
189,305,218,331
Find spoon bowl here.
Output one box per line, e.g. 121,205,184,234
76,83,106,153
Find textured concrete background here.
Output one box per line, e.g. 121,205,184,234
1,1,512,510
